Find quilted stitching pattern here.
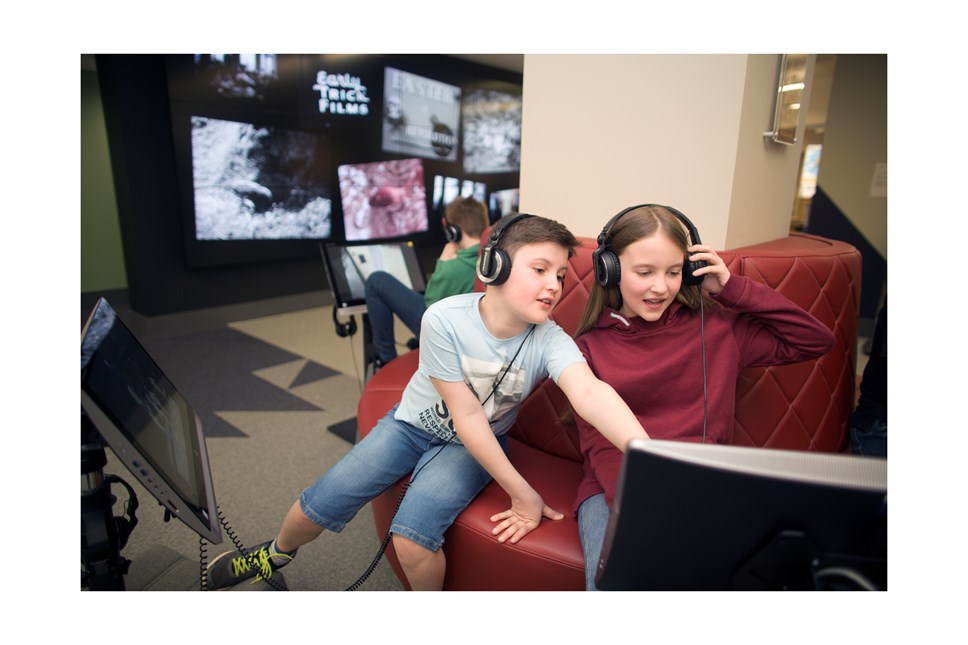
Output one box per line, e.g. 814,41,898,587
721,233,860,451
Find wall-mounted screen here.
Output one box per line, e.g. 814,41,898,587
166,54,301,109
337,158,428,242
297,55,380,130
382,66,461,162
462,84,522,173
488,187,520,223
432,175,487,215
190,115,333,241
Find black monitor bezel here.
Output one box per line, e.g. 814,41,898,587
596,439,887,591
80,298,222,544
320,240,428,311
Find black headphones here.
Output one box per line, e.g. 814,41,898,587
443,213,462,244
476,213,535,286
332,306,357,338
592,204,707,288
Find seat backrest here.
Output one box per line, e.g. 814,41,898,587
718,233,861,452
475,230,860,459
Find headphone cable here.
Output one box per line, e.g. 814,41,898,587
699,285,708,444
346,323,534,590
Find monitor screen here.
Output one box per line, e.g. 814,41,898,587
381,66,461,161
461,84,522,174
596,439,887,591
81,299,222,544
432,175,487,215
321,240,427,310
336,158,429,242
165,54,301,110
488,188,520,223
190,115,333,241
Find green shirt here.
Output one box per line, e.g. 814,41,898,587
423,244,480,307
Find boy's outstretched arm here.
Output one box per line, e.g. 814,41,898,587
556,362,651,451
430,377,564,545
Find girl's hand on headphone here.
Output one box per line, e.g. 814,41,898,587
687,244,730,295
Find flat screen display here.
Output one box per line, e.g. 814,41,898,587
166,54,301,110
321,241,427,309
488,188,520,223
337,157,428,242
596,439,887,591
381,66,461,161
432,175,487,215
462,84,522,173
190,115,333,241
81,299,222,544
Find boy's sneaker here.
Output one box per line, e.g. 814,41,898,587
206,541,294,590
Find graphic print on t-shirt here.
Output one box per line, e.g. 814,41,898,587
461,354,527,422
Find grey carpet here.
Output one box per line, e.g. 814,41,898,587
141,326,340,438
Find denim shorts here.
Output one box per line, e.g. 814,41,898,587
299,405,506,552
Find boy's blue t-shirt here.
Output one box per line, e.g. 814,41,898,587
394,292,585,441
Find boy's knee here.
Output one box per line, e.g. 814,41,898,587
392,534,434,566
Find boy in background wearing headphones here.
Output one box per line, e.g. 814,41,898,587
205,214,651,590
573,204,835,590
364,196,488,368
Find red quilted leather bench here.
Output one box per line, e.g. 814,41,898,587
356,231,861,590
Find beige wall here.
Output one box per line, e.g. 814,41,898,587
519,54,810,249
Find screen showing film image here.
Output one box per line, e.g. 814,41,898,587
382,66,461,162
190,115,333,240
462,85,522,174
337,158,428,242
432,175,487,214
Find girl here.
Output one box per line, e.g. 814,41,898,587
573,204,835,591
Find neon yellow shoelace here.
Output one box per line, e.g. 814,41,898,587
232,548,289,583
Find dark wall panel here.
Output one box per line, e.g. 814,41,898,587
804,186,885,333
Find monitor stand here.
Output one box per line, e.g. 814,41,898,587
82,411,289,591
81,411,131,590
327,309,376,444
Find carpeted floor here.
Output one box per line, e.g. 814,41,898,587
81,290,409,591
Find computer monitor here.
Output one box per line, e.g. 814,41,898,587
81,298,222,544
320,240,427,310
596,439,887,591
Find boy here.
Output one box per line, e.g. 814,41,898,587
206,214,650,590
365,196,488,367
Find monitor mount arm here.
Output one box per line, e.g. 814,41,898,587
81,410,139,590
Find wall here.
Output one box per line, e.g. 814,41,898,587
81,68,126,292
519,54,808,248
96,55,331,316
727,54,815,248
814,55,887,258
803,54,887,327
91,54,521,316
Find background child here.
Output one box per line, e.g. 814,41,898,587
364,196,489,367
206,214,649,591
573,204,835,591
